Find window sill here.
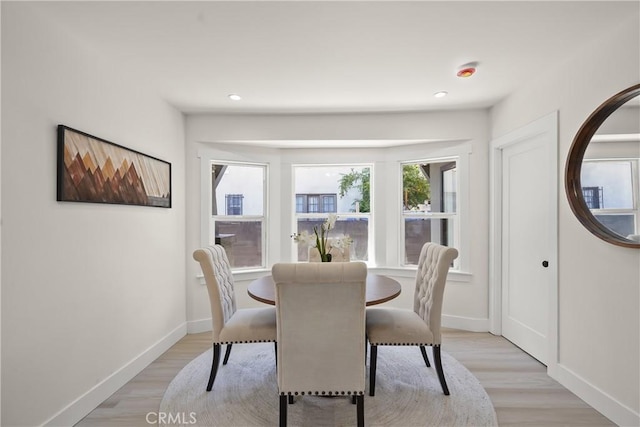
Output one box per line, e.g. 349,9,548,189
198,267,471,284
367,266,472,283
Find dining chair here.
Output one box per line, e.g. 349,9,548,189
273,262,367,427
193,245,277,391
308,239,351,262
365,242,458,396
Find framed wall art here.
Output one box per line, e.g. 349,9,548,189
57,125,172,208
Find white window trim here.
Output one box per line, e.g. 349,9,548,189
391,150,471,274
398,156,461,269
198,146,281,273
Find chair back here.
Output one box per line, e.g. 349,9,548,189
273,262,367,396
413,243,459,343
307,239,351,262
193,245,237,342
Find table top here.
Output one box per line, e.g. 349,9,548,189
247,274,401,306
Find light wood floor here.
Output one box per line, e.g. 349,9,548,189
76,329,615,426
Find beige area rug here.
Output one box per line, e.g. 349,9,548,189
160,343,497,427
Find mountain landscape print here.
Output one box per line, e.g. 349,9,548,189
57,125,171,208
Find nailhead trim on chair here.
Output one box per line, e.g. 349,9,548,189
368,342,438,346
217,339,276,344
279,391,364,396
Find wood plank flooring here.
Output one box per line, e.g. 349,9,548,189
75,329,615,426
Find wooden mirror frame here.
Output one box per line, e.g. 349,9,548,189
565,83,640,248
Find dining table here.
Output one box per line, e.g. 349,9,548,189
247,273,401,306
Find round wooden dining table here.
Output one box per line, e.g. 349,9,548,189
247,274,401,306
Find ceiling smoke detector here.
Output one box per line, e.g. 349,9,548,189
456,62,478,78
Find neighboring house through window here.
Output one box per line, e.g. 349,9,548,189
210,162,266,269
295,194,337,213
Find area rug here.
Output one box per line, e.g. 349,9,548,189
160,343,497,427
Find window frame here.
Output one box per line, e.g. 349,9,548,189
292,163,374,264
208,160,268,271
399,156,460,269
581,157,639,237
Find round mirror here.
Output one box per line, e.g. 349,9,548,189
566,83,640,248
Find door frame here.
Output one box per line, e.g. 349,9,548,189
489,111,559,377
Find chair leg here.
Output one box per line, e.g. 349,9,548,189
433,345,450,395
356,394,364,427
279,395,288,427
207,343,221,392
369,345,377,396
223,344,233,365
288,395,294,404
419,345,431,367
274,342,278,369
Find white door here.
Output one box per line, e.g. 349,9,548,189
500,131,555,365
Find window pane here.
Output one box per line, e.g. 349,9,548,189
295,218,369,261
212,164,264,215
294,166,371,213
402,159,458,268
594,214,635,238
404,217,455,265
402,161,457,213
402,164,431,211
581,161,634,209
214,221,263,268
443,167,457,213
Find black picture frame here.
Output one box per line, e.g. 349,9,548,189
56,125,172,208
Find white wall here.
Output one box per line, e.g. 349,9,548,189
491,15,640,426
186,109,491,333
1,4,186,426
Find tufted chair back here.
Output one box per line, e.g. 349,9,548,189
273,262,367,426
307,239,351,262
413,242,459,344
193,245,238,342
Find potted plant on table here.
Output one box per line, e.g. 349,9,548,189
292,214,352,262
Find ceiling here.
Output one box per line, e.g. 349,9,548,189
28,1,639,115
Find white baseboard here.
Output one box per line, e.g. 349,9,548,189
43,323,187,427
556,363,639,427
442,314,490,332
187,318,212,334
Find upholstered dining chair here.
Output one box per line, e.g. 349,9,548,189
366,242,458,397
193,245,277,392
307,239,351,262
273,262,367,427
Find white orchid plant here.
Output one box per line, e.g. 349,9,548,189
291,214,353,262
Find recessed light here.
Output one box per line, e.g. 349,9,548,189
434,91,448,98
228,94,242,101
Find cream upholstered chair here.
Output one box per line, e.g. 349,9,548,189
273,262,367,427
366,242,458,396
307,239,351,262
193,245,277,391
